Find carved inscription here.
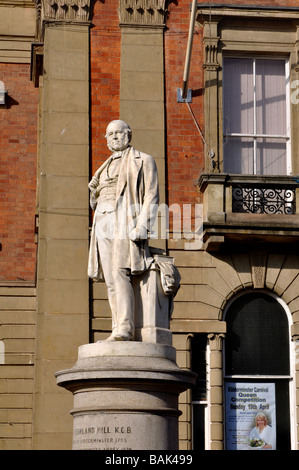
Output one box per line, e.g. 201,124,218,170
73,424,133,450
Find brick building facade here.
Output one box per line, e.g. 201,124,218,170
1,0,299,450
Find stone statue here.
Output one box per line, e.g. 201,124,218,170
88,120,160,341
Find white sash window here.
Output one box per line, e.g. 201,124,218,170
223,57,291,175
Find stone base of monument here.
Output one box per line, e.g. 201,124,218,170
55,342,196,450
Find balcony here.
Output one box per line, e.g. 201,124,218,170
198,174,299,251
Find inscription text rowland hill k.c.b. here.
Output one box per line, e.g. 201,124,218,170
74,426,132,435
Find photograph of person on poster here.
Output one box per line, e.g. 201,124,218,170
249,412,274,449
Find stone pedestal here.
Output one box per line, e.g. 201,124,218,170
55,342,196,450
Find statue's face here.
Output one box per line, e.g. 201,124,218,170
106,121,130,152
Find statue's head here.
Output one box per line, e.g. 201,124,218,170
105,120,132,152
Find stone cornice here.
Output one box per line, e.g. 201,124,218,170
119,0,169,28
196,4,299,21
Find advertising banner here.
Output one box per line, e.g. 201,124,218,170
225,382,276,450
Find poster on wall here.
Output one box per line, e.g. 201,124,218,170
225,382,276,450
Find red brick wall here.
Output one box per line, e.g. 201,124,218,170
0,63,38,282
90,1,121,176
165,0,205,211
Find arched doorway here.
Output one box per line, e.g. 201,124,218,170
224,291,295,450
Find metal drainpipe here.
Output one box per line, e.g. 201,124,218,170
181,0,197,100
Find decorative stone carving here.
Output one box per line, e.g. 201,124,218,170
202,20,220,71
250,252,267,289
208,333,225,351
119,0,169,27
43,0,92,21
203,39,220,71
34,0,94,32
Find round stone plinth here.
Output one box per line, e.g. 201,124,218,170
55,342,196,450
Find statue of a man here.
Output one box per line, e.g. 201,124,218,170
88,120,159,341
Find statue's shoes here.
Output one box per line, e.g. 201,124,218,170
101,332,133,342
104,334,117,342
114,333,133,341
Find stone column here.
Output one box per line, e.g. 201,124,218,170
208,333,225,450
32,0,91,449
291,333,299,449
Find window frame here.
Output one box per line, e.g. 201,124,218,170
222,55,292,176
223,290,297,450
191,334,211,450
197,6,299,175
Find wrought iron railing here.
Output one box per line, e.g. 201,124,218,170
232,185,296,215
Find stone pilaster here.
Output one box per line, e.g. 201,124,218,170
200,17,221,172
32,0,91,450
119,0,167,250
208,333,225,451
